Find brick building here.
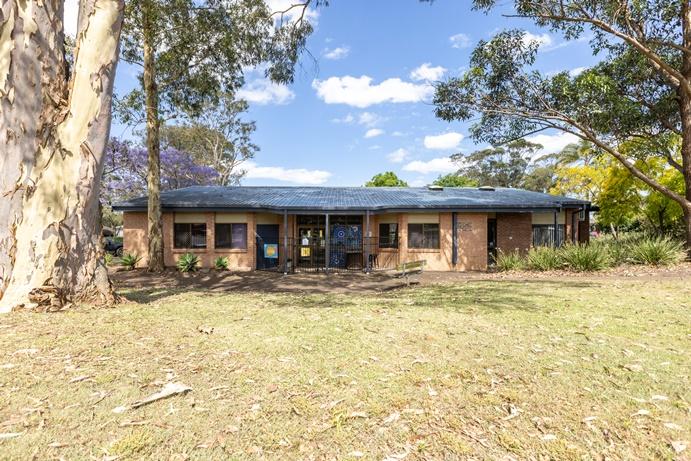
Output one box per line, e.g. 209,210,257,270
113,186,591,272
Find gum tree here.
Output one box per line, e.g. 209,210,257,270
118,0,324,271
0,1,124,312
433,1,691,255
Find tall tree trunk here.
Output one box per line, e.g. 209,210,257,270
142,1,164,272
0,0,124,313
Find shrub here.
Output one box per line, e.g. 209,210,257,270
214,256,229,270
525,246,562,271
104,253,113,266
120,253,141,271
495,250,525,272
177,253,200,272
560,244,611,272
628,236,685,266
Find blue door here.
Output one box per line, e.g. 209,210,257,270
256,224,280,270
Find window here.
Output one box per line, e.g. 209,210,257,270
532,225,565,247
215,223,247,249
378,223,398,248
408,223,440,249
174,223,206,249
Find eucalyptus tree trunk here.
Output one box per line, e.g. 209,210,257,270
0,0,124,312
142,1,164,272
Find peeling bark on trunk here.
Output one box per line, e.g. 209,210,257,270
0,0,124,312
142,1,164,272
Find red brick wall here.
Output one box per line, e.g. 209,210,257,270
496,213,532,254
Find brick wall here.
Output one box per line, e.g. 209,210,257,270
456,213,488,271
496,213,532,254
123,212,148,268
123,210,541,272
163,212,256,270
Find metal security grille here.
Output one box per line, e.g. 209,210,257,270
283,237,399,273
532,225,565,247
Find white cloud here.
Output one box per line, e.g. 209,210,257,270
392,131,407,137
244,162,331,185
387,148,410,163
424,132,464,150
522,31,553,49
365,128,384,139
569,66,587,77
64,0,79,37
450,33,471,49
237,79,295,105
331,114,355,124
323,46,350,60
403,157,457,174
410,63,447,82
358,112,384,127
312,75,434,108
525,132,580,157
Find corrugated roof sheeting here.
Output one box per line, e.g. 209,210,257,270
112,186,590,212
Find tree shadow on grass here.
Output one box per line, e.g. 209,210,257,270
114,270,603,314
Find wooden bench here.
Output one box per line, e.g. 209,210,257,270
393,260,426,286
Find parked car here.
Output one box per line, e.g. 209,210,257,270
104,237,123,256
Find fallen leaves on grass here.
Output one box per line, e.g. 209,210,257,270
113,382,192,413
671,441,687,454
382,412,400,425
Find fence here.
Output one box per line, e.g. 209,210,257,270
532,224,565,247
279,237,399,273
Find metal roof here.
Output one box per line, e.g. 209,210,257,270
112,186,590,213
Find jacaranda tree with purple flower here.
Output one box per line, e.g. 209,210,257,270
102,138,219,207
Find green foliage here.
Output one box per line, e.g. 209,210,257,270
551,138,685,235
627,236,685,266
121,253,142,271
214,256,229,270
118,0,322,124
452,139,541,188
177,253,200,273
560,244,611,272
494,250,524,272
101,205,123,230
160,96,258,186
365,172,409,187
433,173,477,187
104,253,114,267
525,247,562,271
431,2,691,248
497,234,684,272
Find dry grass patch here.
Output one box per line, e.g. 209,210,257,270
0,278,689,460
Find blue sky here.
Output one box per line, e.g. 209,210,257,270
68,0,600,187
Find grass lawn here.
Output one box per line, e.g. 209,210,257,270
1,277,689,460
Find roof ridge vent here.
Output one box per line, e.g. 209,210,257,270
478,185,495,191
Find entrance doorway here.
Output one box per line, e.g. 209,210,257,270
256,224,280,270
487,218,497,265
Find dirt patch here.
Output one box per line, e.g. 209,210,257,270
110,263,691,294
110,269,412,294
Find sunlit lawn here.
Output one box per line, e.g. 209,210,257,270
1,277,689,460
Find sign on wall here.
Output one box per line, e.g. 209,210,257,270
264,244,278,259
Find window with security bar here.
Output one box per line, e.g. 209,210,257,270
174,223,207,249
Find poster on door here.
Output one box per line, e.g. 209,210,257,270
264,244,278,259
